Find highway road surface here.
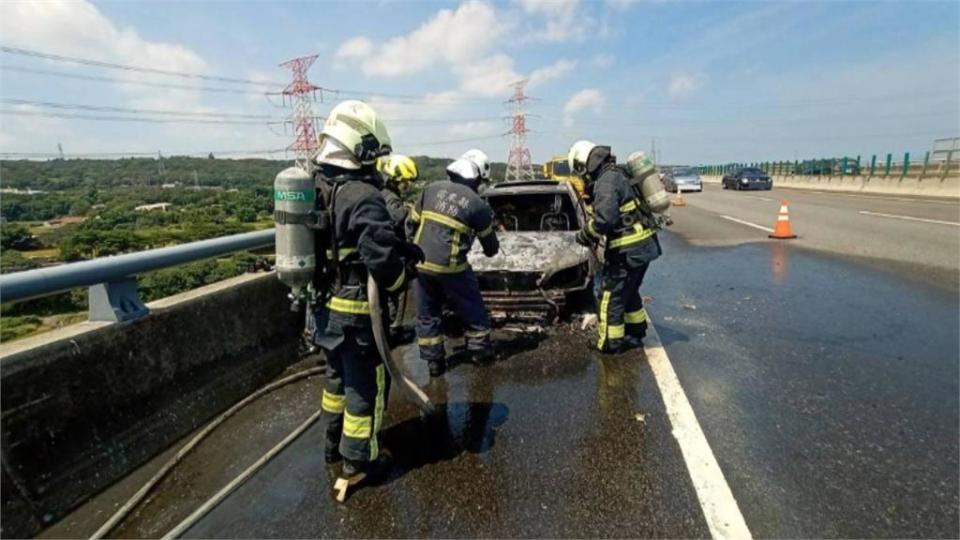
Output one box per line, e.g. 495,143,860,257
43,186,959,539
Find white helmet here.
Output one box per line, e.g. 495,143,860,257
461,149,491,181
567,139,597,176
446,158,481,180
316,100,391,168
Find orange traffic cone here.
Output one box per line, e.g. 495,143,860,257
672,186,687,207
769,200,797,239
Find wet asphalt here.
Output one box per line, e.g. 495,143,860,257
644,232,959,538
183,325,710,538
41,190,959,539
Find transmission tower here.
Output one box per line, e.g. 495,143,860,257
157,151,166,185
278,55,322,171
503,80,535,182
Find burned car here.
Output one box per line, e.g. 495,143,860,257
468,180,598,323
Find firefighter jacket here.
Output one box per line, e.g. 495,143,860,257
318,169,407,335
409,180,499,274
381,184,409,240
583,161,661,268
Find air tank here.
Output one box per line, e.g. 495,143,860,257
624,151,671,213
274,167,316,298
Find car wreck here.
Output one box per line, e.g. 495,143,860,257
468,180,598,323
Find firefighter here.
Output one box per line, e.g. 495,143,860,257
376,154,419,342
313,100,420,486
568,140,661,353
461,148,492,185
409,158,499,377
377,154,418,237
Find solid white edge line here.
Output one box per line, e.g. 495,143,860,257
644,319,753,540
858,210,960,227
719,215,775,233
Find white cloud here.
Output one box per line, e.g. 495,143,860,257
591,54,614,69
606,0,640,10
528,59,577,89
0,0,223,123
455,54,522,97
563,88,605,126
449,120,500,137
667,73,702,99
355,0,502,78
0,0,206,77
515,0,586,42
333,36,374,66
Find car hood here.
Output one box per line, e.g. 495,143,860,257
674,175,701,183
468,231,590,273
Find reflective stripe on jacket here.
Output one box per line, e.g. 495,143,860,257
409,181,498,274
584,166,659,260
320,176,406,332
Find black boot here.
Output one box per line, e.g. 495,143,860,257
324,443,342,464
428,358,446,377
333,453,393,502
468,347,496,365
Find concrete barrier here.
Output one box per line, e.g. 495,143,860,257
0,272,302,538
701,173,959,199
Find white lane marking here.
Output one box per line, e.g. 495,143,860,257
719,215,775,233
858,210,960,227
644,321,752,540
779,188,958,205
740,195,775,202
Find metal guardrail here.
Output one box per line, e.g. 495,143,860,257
0,229,275,322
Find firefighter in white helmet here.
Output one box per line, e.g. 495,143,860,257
568,140,662,353
408,156,499,376
313,100,422,491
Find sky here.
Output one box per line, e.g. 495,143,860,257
0,0,957,166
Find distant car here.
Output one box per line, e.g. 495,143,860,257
722,167,773,191
662,167,702,193
468,180,597,323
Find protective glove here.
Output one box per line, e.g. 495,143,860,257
400,241,426,264
404,259,420,282
575,228,595,247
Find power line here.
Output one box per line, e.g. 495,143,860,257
0,109,271,125
1,65,270,95
0,148,288,158
0,45,284,87
1,49,498,105
406,133,504,147
1,98,278,120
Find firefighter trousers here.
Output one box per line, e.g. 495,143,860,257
320,328,391,463
415,268,492,363
596,260,650,352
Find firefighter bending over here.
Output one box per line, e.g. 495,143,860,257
568,140,662,353
409,154,499,376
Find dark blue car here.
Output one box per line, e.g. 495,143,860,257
722,167,773,191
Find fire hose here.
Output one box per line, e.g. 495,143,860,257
89,367,324,539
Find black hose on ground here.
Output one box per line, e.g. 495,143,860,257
89,367,324,539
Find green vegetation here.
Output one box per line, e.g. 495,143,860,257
0,155,512,341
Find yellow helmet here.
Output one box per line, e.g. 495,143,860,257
377,154,419,183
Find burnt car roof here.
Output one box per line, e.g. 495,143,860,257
484,180,572,196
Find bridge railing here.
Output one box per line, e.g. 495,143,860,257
0,229,276,322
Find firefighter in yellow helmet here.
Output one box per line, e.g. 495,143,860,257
376,154,419,342
377,154,419,237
